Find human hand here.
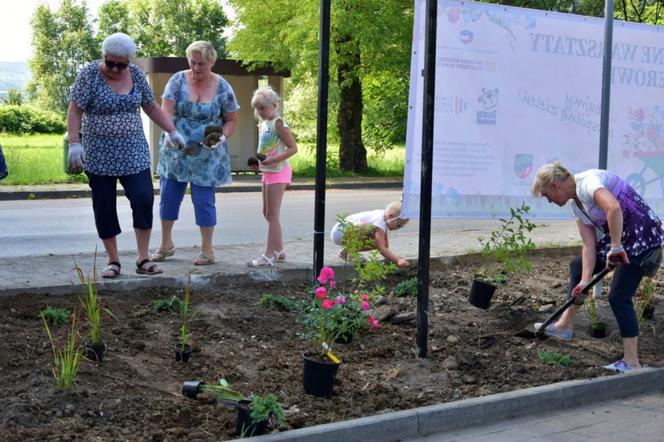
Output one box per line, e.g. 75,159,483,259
67,142,85,172
165,130,186,149
607,245,630,269
209,134,227,150
572,280,590,305
397,258,410,268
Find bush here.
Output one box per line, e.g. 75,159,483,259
0,105,66,134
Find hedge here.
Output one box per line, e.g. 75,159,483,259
0,105,66,134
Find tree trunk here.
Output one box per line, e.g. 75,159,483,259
336,35,367,173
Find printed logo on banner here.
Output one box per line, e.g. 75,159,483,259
476,88,498,125
447,7,462,23
439,96,468,115
460,30,473,44
513,154,533,179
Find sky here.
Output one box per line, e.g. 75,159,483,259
0,0,106,63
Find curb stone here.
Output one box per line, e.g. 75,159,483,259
242,367,664,442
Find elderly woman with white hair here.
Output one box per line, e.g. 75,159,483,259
532,161,664,372
67,32,186,278
151,41,239,266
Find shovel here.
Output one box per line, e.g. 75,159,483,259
515,267,611,339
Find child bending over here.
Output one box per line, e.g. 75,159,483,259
330,201,410,268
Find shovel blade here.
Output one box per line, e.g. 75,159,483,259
514,327,549,340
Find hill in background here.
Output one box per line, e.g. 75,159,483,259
0,62,30,97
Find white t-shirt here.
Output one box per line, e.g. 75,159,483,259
346,209,388,232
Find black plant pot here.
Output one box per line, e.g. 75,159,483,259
303,352,340,398
86,341,105,363
469,279,496,310
182,381,204,399
643,304,655,320
589,322,607,338
174,343,192,362
235,399,267,437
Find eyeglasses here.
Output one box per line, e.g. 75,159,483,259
104,59,129,71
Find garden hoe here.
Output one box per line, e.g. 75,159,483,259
515,267,611,340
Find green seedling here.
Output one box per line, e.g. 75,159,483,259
153,295,183,313
249,394,287,428
538,348,571,367
42,309,81,391
200,378,247,402
586,296,600,328
180,275,192,352
40,307,70,326
393,277,418,297
258,293,300,312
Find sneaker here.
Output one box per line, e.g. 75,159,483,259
603,359,634,373
533,322,574,341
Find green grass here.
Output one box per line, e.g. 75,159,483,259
538,348,571,367
0,133,87,185
0,134,405,185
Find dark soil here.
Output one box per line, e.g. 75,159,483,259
2,250,663,441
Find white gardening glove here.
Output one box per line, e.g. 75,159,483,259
165,130,186,149
67,142,85,172
209,134,227,150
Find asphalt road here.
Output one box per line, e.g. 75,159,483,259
0,188,546,258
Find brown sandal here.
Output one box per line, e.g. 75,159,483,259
102,261,121,279
136,259,163,275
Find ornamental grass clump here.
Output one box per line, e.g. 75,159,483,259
42,309,81,391
74,264,114,347
301,266,380,356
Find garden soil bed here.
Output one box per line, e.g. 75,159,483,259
2,249,663,441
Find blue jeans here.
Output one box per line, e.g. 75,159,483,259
568,249,654,338
159,177,217,227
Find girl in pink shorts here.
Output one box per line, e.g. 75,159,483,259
247,87,298,267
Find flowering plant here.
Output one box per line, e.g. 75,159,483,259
301,266,380,355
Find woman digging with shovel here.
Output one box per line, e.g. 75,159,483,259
532,162,664,373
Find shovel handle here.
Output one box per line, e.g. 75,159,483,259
536,266,611,337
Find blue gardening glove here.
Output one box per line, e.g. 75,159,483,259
67,142,85,172
208,134,226,150
165,130,186,149
572,280,590,305
607,245,630,270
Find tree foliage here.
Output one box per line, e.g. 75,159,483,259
227,0,413,171
27,0,99,114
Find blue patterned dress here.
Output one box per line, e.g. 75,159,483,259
69,61,154,176
156,71,239,187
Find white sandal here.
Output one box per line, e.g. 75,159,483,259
273,250,286,262
247,254,274,267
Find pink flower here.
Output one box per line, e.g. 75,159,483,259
360,293,368,301
322,299,335,310
315,287,327,299
367,315,375,324
336,295,346,305
317,266,335,284
371,319,380,329
329,281,337,289
361,301,370,311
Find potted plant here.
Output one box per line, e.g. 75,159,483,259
300,266,380,397
75,265,112,363
636,277,656,324
175,276,193,362
182,378,247,402
235,394,286,437
585,296,606,338
472,202,537,309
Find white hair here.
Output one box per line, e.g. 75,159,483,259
102,33,137,59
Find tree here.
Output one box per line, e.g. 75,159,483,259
227,0,413,172
97,0,229,57
3,89,24,106
27,0,99,114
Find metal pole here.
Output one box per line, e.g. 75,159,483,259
598,0,614,169
313,0,331,281
416,0,437,358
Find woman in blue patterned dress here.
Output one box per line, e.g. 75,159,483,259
151,41,239,266
532,162,664,372
67,33,186,279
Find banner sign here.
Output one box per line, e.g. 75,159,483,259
403,0,664,219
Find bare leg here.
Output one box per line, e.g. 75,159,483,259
102,236,119,265
554,304,581,330
622,337,641,368
135,228,151,263
158,219,176,251
264,183,287,257
200,226,214,257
